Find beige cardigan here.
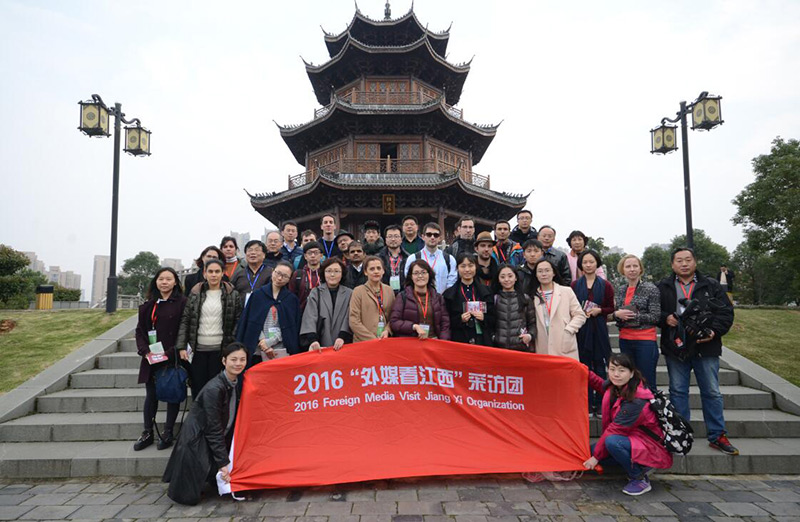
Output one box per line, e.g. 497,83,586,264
533,283,586,359
349,283,396,342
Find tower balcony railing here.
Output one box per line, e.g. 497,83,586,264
288,159,489,190
313,91,463,119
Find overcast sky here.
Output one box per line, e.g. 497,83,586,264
2,0,799,300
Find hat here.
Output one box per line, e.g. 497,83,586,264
335,229,355,242
363,220,380,232
474,231,495,246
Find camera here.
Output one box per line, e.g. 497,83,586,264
677,297,724,341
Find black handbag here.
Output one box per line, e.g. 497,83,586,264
154,355,188,404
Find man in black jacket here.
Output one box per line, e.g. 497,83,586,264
445,215,476,259
538,225,571,285
509,209,538,244
658,247,737,455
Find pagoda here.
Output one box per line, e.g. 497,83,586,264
248,3,528,237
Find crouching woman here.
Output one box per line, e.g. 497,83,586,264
582,353,672,496
162,342,247,505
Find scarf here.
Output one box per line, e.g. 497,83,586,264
573,276,611,364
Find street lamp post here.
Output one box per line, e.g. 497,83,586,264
78,94,151,313
650,91,723,250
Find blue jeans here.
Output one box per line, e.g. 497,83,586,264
665,354,726,441
591,436,646,479
619,339,659,393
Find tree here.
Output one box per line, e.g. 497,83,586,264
0,245,47,309
732,231,796,305
641,245,671,282
733,137,800,296
586,236,608,255
118,251,160,297
603,251,625,286
669,229,730,277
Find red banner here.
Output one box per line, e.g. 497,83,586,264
231,338,589,490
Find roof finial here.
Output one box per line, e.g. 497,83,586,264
384,1,391,20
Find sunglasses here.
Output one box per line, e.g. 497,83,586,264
425,232,441,238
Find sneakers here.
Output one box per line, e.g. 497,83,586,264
133,431,153,451
157,430,174,451
709,434,739,455
623,476,652,496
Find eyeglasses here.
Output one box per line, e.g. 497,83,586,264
425,232,441,238
412,272,428,278
272,272,291,280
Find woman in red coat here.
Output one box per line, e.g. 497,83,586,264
390,260,450,340
134,268,188,451
583,353,672,496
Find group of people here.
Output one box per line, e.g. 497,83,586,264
133,210,736,503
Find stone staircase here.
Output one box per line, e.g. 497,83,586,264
1,328,799,478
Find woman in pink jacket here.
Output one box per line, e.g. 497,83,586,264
583,353,672,496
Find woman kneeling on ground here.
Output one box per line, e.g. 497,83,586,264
583,353,672,496
163,342,247,505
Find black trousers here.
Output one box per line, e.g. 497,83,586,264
143,378,180,434
190,350,222,399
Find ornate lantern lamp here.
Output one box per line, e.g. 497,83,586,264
77,99,110,137
691,94,723,131
650,123,678,154
124,125,151,156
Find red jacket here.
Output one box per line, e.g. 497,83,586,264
389,286,451,340
589,372,673,470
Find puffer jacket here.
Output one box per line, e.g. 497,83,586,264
389,286,451,340
177,281,242,352
493,291,536,351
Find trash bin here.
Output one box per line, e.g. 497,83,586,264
36,285,54,310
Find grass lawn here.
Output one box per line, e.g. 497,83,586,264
0,309,136,394
726,308,800,387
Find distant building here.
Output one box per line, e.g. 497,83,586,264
229,231,250,252
161,258,185,271
91,255,110,305
22,253,81,291
22,251,46,274
607,246,626,255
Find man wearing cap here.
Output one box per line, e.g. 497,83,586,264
474,231,499,287
335,230,354,260
362,220,385,256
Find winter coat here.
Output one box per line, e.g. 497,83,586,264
162,371,238,505
543,248,572,285
299,284,353,347
135,291,187,384
532,284,586,359
509,225,538,245
614,280,661,331
237,283,302,356
343,264,367,289
492,240,523,267
492,291,536,351
444,238,475,259
442,280,495,345
177,282,241,353
377,248,408,291
389,286,451,340
589,371,673,470
349,283,396,342
657,271,734,360
290,265,322,312
280,243,303,265
363,237,385,256
229,263,271,298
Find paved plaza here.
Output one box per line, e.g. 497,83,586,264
1,474,799,522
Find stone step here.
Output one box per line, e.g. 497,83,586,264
2,437,800,478
653,367,738,386
0,441,170,478
97,352,141,370
0,412,184,442
588,409,800,438
70,369,143,389
35,388,188,413
119,338,138,352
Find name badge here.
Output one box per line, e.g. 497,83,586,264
389,275,401,291
147,329,157,345
267,327,280,340
419,324,430,336
244,292,251,307
377,320,386,337
148,341,165,355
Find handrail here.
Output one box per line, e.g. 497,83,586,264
311,91,464,120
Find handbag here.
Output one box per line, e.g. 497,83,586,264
154,355,188,404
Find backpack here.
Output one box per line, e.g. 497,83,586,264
639,390,694,454
413,250,452,272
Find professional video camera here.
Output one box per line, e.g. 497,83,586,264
676,297,726,343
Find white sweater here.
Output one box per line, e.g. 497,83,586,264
197,289,223,348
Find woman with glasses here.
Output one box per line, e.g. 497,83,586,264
301,257,353,351
350,256,396,342
390,259,451,340
237,261,302,363
443,253,494,345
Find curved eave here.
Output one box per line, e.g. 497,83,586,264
307,35,469,105
323,9,449,58
249,172,528,209
277,100,499,165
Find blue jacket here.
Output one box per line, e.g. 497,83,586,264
236,283,302,355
